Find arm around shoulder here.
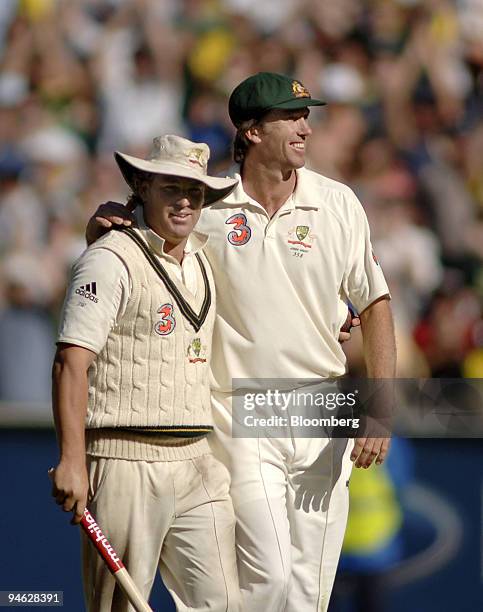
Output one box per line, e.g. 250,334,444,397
85,201,135,246
359,296,396,378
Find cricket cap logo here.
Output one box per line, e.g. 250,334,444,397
186,148,205,168
292,80,310,99
296,225,309,241
188,337,207,363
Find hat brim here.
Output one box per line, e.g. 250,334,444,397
270,97,326,110
231,97,326,125
115,152,238,206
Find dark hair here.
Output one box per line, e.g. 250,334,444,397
126,192,144,209
126,172,152,208
233,118,259,163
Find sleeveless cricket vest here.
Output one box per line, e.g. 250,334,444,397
84,228,216,461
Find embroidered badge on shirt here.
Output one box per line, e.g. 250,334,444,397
226,213,252,246
187,337,207,363
287,225,315,258
154,303,176,335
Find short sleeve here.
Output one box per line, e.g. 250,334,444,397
342,194,390,314
57,248,130,354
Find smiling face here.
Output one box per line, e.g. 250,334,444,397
139,174,205,247
254,107,312,171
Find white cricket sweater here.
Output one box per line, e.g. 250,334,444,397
84,227,216,461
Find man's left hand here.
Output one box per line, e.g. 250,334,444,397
339,309,360,343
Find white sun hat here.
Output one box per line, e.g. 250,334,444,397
115,134,238,205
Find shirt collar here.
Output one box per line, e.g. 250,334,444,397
292,167,321,210
133,206,208,258
220,165,320,211
221,166,248,206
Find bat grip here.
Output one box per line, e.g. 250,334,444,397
80,508,153,612
80,508,124,573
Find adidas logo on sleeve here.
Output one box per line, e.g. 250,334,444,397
75,282,99,303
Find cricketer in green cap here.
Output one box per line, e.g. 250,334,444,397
228,72,326,127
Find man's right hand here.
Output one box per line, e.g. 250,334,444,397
50,462,89,525
86,201,135,245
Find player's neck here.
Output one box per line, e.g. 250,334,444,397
241,161,296,217
162,239,187,264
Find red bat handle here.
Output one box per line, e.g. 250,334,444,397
80,508,124,574
49,467,152,611
80,508,154,611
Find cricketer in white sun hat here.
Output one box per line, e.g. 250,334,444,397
114,134,238,205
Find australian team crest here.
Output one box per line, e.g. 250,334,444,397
292,80,310,99
186,148,205,168
287,225,315,258
187,337,207,363
287,225,315,257
296,225,309,241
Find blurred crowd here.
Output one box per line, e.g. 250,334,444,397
0,0,482,405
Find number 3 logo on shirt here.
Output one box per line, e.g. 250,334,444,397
226,213,251,246
154,303,176,335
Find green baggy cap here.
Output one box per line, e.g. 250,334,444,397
228,72,326,127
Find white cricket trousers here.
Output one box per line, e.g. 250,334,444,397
82,452,241,611
209,391,354,612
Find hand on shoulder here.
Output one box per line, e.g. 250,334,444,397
86,201,135,245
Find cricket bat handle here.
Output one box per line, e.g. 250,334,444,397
81,508,153,612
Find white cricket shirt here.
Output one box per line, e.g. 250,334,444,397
58,207,208,353
198,166,390,391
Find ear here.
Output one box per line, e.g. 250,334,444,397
245,125,262,144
